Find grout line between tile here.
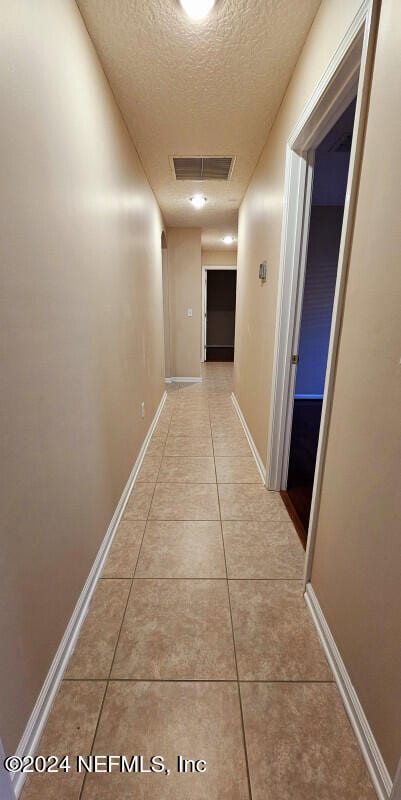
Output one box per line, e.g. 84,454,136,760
214,426,254,800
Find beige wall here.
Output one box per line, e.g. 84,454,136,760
311,0,401,777
202,249,237,266
234,0,401,778
0,0,164,752
167,228,202,378
234,0,361,461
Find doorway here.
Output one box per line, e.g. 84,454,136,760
201,266,237,362
267,0,378,573
284,100,356,536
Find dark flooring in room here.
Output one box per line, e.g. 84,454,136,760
283,398,323,539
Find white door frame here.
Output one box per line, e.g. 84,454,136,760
201,265,237,363
265,0,379,586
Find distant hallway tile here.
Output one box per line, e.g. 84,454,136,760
164,435,213,457
149,483,220,520
157,456,216,483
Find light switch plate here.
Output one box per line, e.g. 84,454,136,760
187,308,193,317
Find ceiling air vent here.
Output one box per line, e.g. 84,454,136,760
171,156,235,181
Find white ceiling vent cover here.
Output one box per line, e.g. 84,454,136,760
171,156,235,181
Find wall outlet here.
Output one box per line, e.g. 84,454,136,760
141,402,145,418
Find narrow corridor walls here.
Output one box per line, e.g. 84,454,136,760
0,0,165,752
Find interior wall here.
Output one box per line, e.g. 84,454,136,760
233,0,361,462
202,249,237,266
311,0,401,777
167,228,202,378
234,0,401,778
0,0,164,752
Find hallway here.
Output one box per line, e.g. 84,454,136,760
22,364,375,799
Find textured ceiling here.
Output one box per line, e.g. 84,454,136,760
76,0,321,249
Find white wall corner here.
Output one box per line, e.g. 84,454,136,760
231,393,267,483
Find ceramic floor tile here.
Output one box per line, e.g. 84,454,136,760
149,483,220,520
111,579,236,679
102,520,145,578
212,435,251,457
27,363,369,800
146,437,166,457
164,435,213,457
229,580,331,680
209,410,236,421
123,483,155,520
172,410,210,421
211,422,245,438
157,456,216,483
136,520,225,578
82,681,249,800
215,457,262,484
21,681,106,800
223,520,304,578
219,484,289,521
137,455,162,482
168,422,211,437
152,421,170,440
240,682,376,800
64,579,131,679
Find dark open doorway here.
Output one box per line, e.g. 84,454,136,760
205,269,237,361
282,98,357,541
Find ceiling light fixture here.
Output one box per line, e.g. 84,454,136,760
190,194,207,209
222,235,235,245
179,0,215,21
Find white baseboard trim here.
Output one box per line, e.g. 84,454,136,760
305,583,393,800
231,393,266,483
165,377,202,383
12,390,167,798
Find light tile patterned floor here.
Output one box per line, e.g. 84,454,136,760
22,363,376,800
